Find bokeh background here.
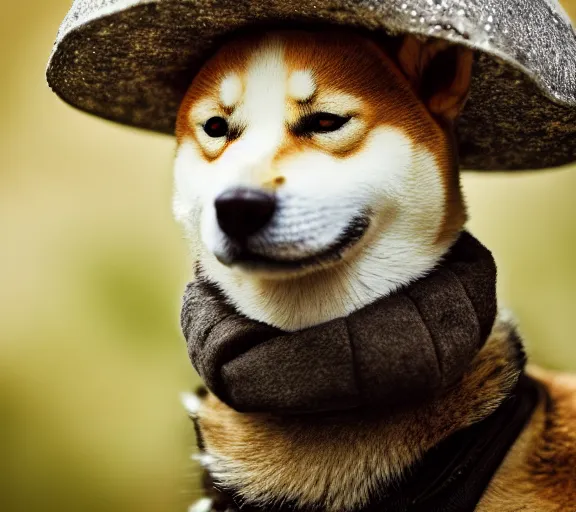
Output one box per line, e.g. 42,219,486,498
1,1,575,511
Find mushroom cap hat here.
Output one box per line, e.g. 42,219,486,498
47,0,576,170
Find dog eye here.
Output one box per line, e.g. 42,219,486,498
204,117,229,138
295,113,351,135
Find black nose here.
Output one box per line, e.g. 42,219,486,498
215,187,276,240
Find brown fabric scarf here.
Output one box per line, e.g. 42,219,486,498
182,231,496,415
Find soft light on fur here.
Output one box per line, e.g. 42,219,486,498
479,366,576,511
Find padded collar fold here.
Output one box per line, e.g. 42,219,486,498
182,231,496,414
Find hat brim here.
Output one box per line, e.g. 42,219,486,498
47,0,576,170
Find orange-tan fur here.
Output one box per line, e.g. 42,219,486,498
479,366,576,511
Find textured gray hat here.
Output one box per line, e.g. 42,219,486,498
47,0,576,170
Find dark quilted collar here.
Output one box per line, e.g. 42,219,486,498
182,231,497,414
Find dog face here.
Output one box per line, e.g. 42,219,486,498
174,30,471,330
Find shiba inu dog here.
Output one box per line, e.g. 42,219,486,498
173,29,576,512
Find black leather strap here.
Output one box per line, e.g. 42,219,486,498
202,373,541,512
363,374,540,512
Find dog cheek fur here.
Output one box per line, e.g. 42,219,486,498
173,140,225,266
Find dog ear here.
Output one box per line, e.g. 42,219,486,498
397,36,473,121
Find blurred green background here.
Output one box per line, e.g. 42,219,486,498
0,1,575,511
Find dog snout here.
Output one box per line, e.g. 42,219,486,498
215,187,276,241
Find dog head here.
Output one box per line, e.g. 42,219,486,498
173,29,472,330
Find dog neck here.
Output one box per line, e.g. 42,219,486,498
193,315,528,511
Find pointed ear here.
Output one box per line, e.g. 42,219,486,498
397,36,473,121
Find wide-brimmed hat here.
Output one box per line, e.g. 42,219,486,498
47,0,576,170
